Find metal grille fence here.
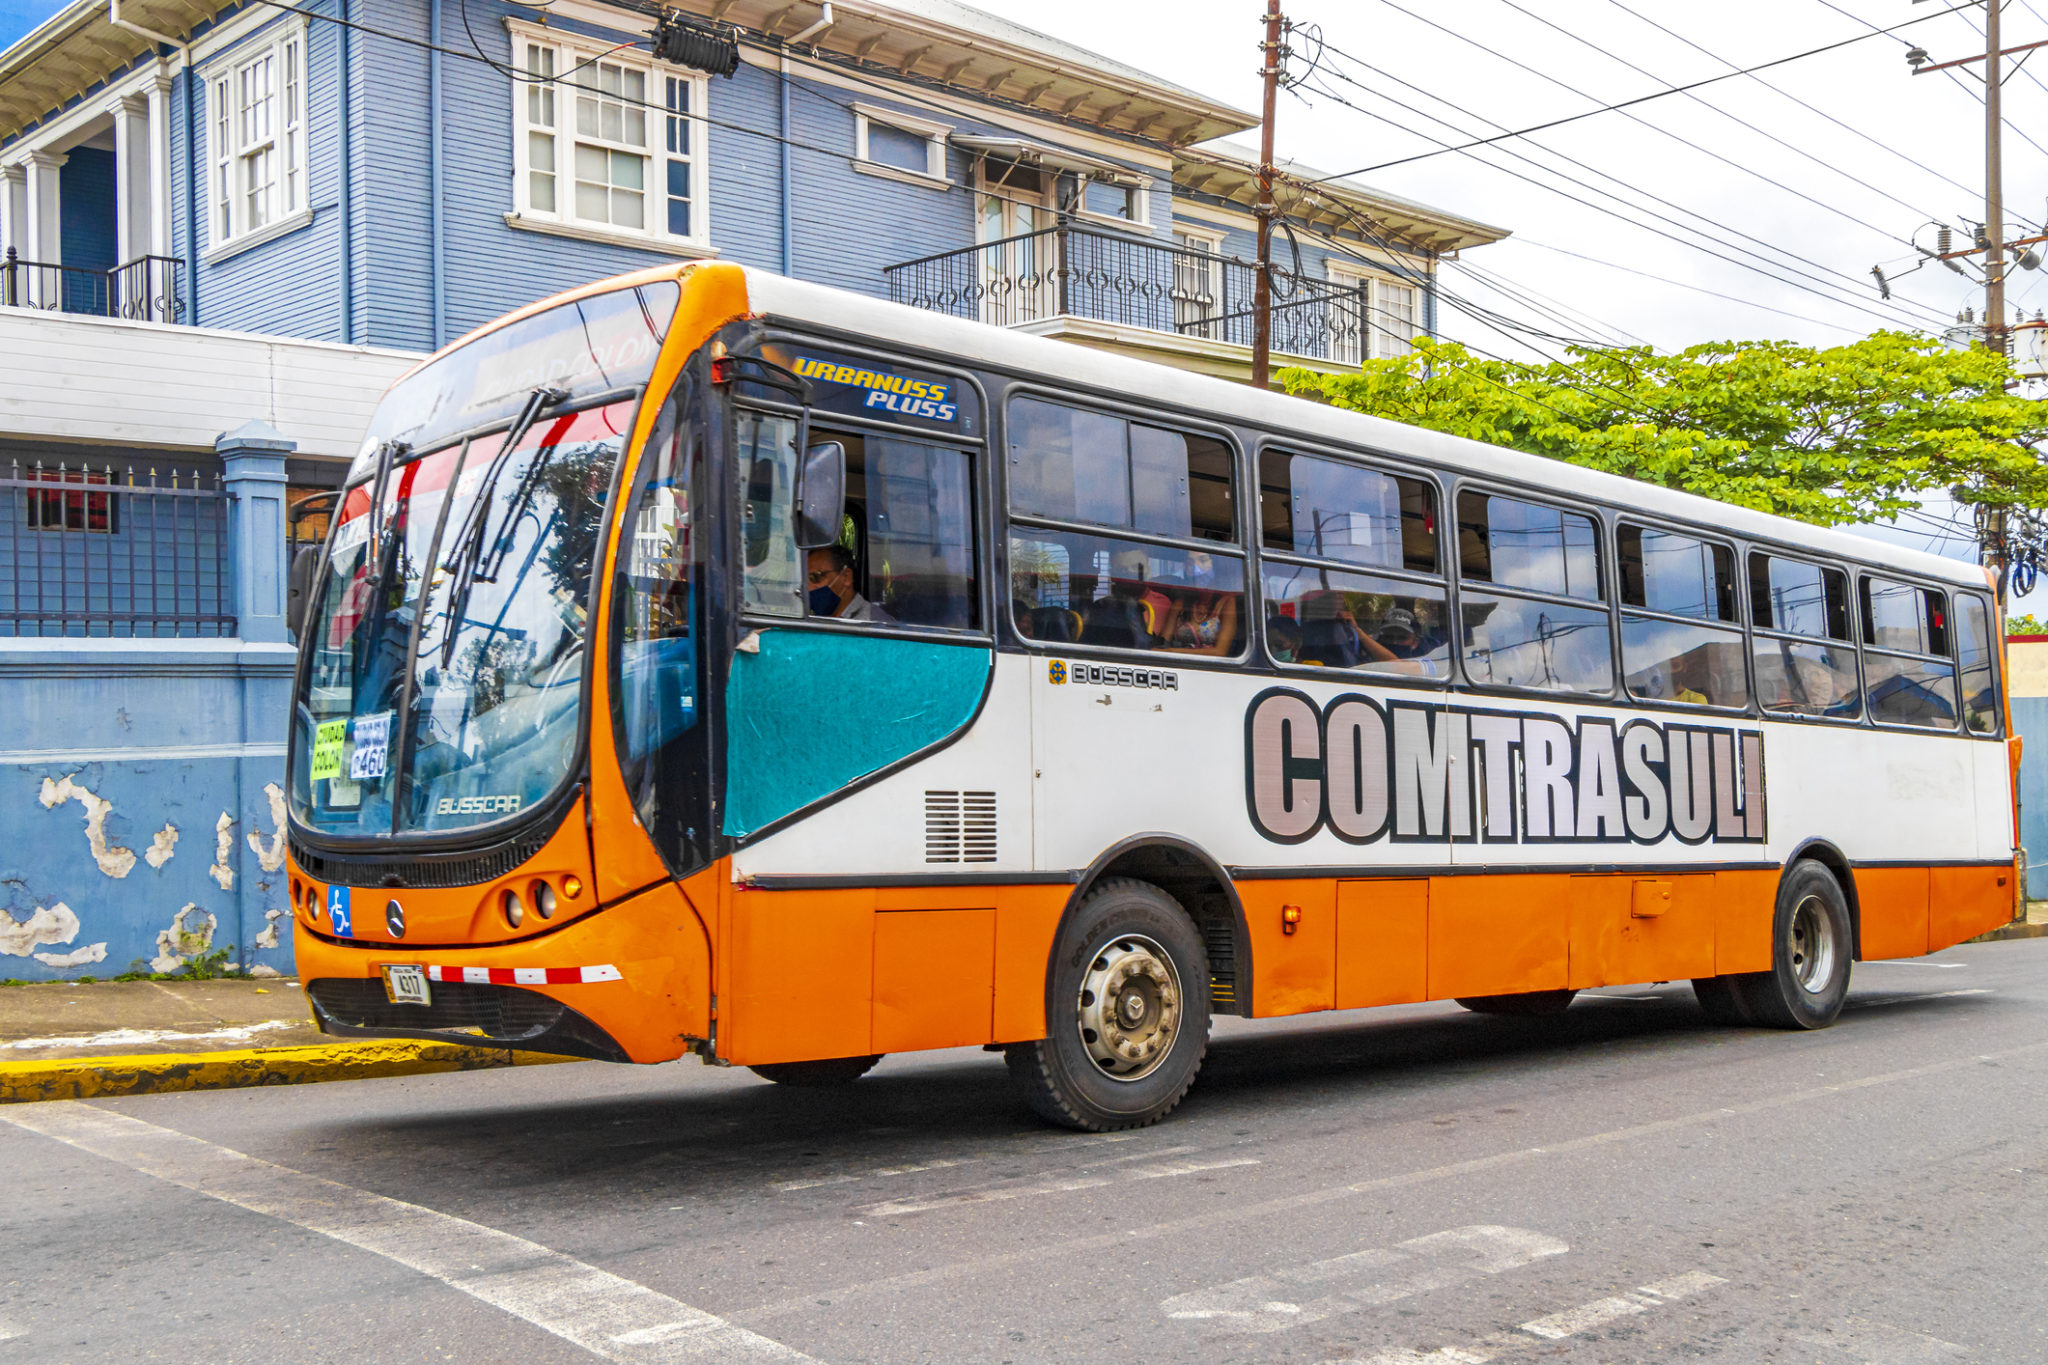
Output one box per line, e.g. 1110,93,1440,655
0,461,234,637
884,224,1373,365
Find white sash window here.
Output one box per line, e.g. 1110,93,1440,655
207,26,304,250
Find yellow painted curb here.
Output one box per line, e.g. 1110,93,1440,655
0,1039,581,1104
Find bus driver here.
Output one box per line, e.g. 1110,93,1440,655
807,545,893,622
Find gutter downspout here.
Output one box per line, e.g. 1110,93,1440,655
428,0,444,349
338,0,354,343
108,0,194,323
779,5,832,277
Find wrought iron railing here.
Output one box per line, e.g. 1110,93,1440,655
0,249,185,325
884,225,1375,364
1,461,233,637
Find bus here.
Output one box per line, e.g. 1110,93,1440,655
285,261,2021,1131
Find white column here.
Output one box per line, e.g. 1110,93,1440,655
0,163,25,260
24,151,64,263
108,94,151,264
145,69,174,259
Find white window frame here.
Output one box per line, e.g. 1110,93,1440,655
852,102,950,188
1072,171,1152,230
509,20,711,252
1171,224,1226,337
1326,260,1423,363
203,21,308,259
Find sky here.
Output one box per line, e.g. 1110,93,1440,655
3,0,2038,597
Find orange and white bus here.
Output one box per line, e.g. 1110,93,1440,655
286,261,2021,1130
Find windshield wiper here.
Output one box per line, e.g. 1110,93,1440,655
364,439,409,562
437,386,567,666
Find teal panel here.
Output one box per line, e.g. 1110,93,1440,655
722,630,992,837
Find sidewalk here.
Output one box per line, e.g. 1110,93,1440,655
0,978,574,1103
1969,901,2048,944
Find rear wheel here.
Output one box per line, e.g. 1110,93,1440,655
1738,861,1853,1029
1455,989,1577,1016
1005,878,1209,1132
749,1055,882,1086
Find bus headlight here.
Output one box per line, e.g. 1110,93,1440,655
534,881,557,920
502,889,525,928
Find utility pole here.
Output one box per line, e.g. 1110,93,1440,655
1984,0,2010,607
1250,0,1283,389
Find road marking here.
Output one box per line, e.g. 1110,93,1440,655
1161,1225,1567,1334
1329,1270,1726,1363
733,1040,2048,1327
858,1155,1258,1217
775,1158,976,1193
1795,1317,1970,1362
1845,989,1993,1010
0,1103,816,1363
1859,960,1969,969
0,1317,20,1342
0,1020,299,1051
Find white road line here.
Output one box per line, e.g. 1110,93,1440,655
0,1317,21,1342
734,1040,2048,1326
1860,961,1969,969
1,1103,816,1364
1162,1225,1567,1334
858,1153,1259,1217
775,1158,976,1193
1795,1316,1970,1362
1330,1270,1725,1363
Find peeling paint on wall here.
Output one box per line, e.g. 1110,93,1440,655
210,812,236,890
247,783,287,874
253,906,284,949
1,902,84,957
151,903,217,974
34,941,109,969
39,774,137,878
145,823,179,870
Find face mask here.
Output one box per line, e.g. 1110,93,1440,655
808,584,841,616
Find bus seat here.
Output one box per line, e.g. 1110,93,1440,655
1081,598,1154,649
1025,605,1082,642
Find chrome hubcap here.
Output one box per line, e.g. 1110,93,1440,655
1076,934,1182,1082
1788,894,1838,995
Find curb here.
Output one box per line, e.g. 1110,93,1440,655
1968,920,2048,945
0,1039,580,1105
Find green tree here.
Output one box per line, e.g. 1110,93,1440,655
1279,332,2048,527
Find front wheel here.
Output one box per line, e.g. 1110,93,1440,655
1005,878,1210,1132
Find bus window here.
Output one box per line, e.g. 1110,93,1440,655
1457,491,1612,694
1008,396,1245,657
1617,524,1747,708
1860,574,1960,729
1258,451,1436,573
1258,450,1446,678
1008,396,1237,542
1954,592,1999,734
737,410,802,618
1749,553,1860,720
812,432,978,629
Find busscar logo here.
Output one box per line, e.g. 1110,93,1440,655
435,794,522,816
1066,662,1179,691
1244,688,1765,847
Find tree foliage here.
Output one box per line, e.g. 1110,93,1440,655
1279,332,2048,527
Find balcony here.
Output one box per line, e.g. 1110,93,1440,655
1,249,183,325
884,225,1375,377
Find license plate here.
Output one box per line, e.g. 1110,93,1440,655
381,963,431,1006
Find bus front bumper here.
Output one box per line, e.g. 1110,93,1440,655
291,881,712,1065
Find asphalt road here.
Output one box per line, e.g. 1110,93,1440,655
4,939,2046,1365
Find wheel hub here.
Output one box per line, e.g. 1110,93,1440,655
1788,894,1838,995
1076,935,1183,1082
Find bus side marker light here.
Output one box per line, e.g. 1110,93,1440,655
563,875,583,900
1282,905,1302,936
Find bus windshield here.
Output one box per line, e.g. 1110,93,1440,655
290,283,677,840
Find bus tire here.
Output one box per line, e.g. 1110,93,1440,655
1005,878,1210,1132
1735,861,1853,1030
1454,989,1577,1016
1690,975,1754,1025
748,1055,882,1086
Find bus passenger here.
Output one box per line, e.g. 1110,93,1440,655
807,545,893,623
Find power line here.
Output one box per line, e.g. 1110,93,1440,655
1512,238,1868,336
1287,63,1950,332
1368,0,1937,260
1814,0,2048,164
1312,3,1960,180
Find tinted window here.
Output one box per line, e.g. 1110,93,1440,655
1458,492,1601,601
1955,593,1998,733
1009,397,1235,542
1459,592,1613,694
1259,451,1436,573
866,121,929,174
1621,618,1749,708
1862,576,1949,656
1750,554,1849,640
1262,564,1449,679
1867,653,1960,728
855,435,978,630
1618,525,1734,621
1011,529,1244,656
1754,636,1862,719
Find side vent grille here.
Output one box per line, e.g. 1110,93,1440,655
925,791,998,864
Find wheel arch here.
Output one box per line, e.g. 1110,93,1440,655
1065,834,1253,1016
1786,837,1862,960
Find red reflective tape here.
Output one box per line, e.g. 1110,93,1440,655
410,964,619,984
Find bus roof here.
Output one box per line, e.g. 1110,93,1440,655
741,267,1989,594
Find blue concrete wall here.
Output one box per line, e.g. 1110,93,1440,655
0,640,297,981
2014,695,2048,899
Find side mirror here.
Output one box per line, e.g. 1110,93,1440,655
795,440,846,550
287,545,321,640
